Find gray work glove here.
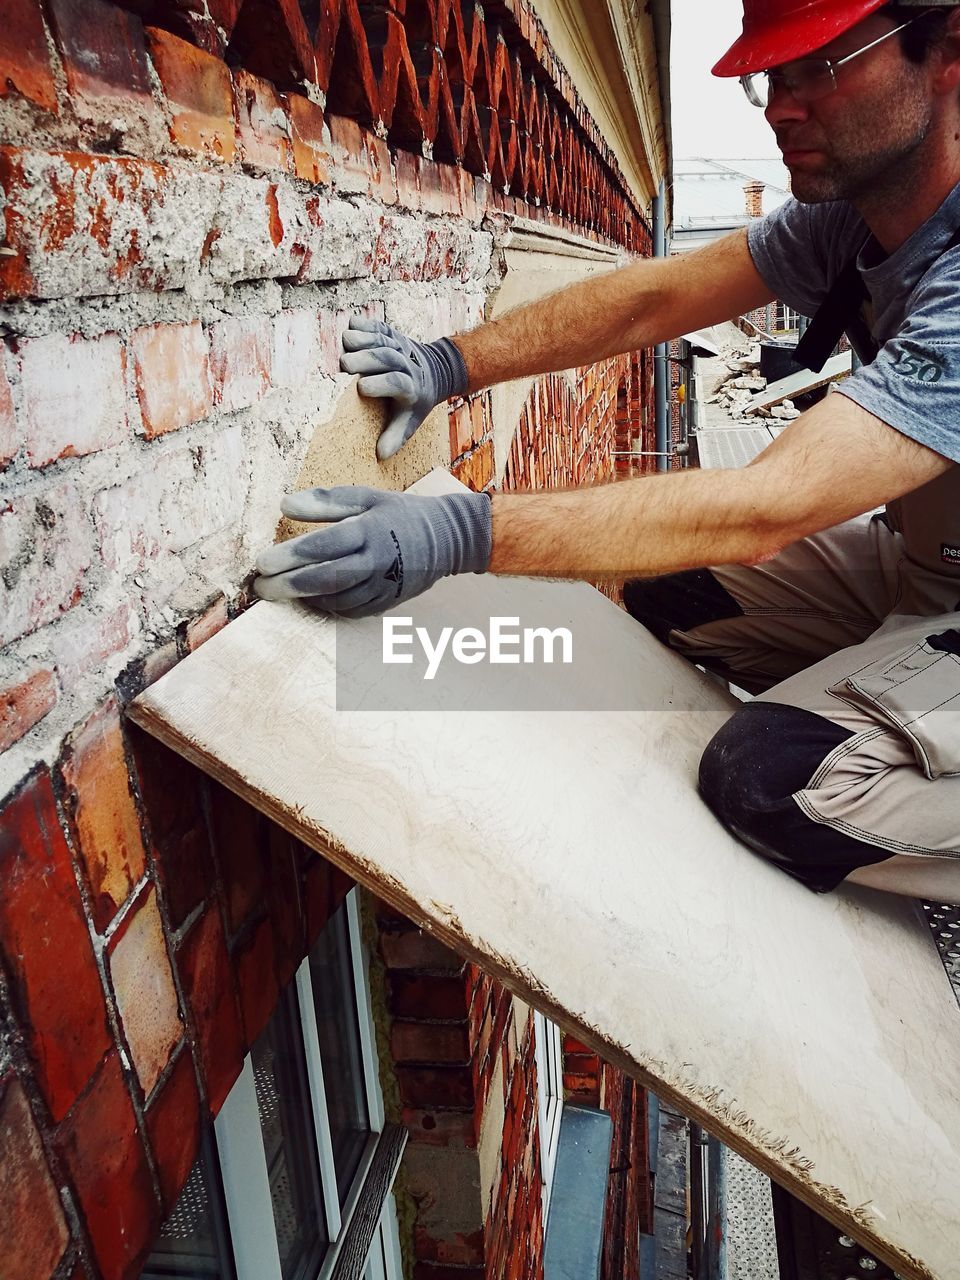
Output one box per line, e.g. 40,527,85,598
340,318,469,460
254,486,492,618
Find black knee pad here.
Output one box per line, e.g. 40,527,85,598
698,702,891,892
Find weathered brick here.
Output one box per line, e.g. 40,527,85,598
19,332,128,467
59,699,148,933
0,482,93,647
184,596,229,652
51,602,139,694
273,309,321,389
47,0,162,144
234,69,292,174
0,357,14,467
176,905,245,1113
295,195,378,283
145,1047,202,1213
109,886,182,1098
208,315,272,411
401,1107,478,1148
131,321,212,439
0,0,59,114
285,93,329,185
0,770,111,1123
0,1074,70,1278
327,114,371,196
0,665,58,752
54,1052,159,1280
397,1065,476,1110
94,426,246,575
146,26,236,162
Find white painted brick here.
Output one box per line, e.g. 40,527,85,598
51,601,141,693
0,482,94,646
208,315,272,412
273,310,321,389
296,197,379,283
19,332,129,467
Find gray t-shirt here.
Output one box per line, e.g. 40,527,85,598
747,184,960,464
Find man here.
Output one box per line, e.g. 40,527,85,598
255,0,960,902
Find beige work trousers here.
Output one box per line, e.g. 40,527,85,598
674,512,960,901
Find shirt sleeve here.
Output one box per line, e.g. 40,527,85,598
747,198,866,318
836,254,960,463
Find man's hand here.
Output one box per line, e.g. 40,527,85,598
254,486,492,618
340,319,469,460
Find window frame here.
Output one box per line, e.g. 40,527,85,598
533,1010,565,1220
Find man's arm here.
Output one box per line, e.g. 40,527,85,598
488,394,953,577
457,227,774,392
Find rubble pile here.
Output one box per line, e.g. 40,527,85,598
705,340,801,423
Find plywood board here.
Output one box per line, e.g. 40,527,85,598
129,481,960,1280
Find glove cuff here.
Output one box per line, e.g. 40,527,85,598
435,490,493,576
430,337,470,400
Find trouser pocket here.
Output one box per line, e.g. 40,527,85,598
828,629,960,780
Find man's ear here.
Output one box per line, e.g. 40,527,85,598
932,8,960,97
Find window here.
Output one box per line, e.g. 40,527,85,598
533,1010,564,1220
144,890,404,1280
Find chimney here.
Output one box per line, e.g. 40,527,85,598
744,180,765,217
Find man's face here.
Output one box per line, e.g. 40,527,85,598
764,15,935,203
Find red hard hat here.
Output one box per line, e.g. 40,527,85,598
711,0,891,77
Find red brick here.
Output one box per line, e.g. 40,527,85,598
177,905,245,1114
413,1266,484,1280
207,314,272,412
49,0,151,96
265,825,304,989
328,114,371,196
146,27,236,162
0,0,59,114
235,914,279,1045
131,321,213,439
414,1226,486,1267
55,1053,159,1280
388,971,469,1020
59,699,147,933
303,854,354,946
401,1107,477,1148
234,69,292,173
368,134,397,205
391,1021,470,1064
378,924,463,972
450,439,494,491
145,1047,202,1213
0,666,58,752
19,332,128,467
109,886,182,1098
185,596,229,651
0,771,111,1123
207,783,265,934
285,93,329,185
396,1065,476,1109
0,1073,70,1278
394,148,421,213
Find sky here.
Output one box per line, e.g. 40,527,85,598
670,0,784,162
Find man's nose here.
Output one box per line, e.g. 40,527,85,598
764,82,811,128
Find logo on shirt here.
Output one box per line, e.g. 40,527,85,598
890,342,946,384
941,542,960,567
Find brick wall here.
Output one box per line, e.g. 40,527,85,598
0,2,659,1278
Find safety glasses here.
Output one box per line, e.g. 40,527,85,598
740,13,927,107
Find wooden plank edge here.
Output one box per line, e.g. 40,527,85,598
124,697,935,1280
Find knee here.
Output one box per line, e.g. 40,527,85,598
699,702,855,891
